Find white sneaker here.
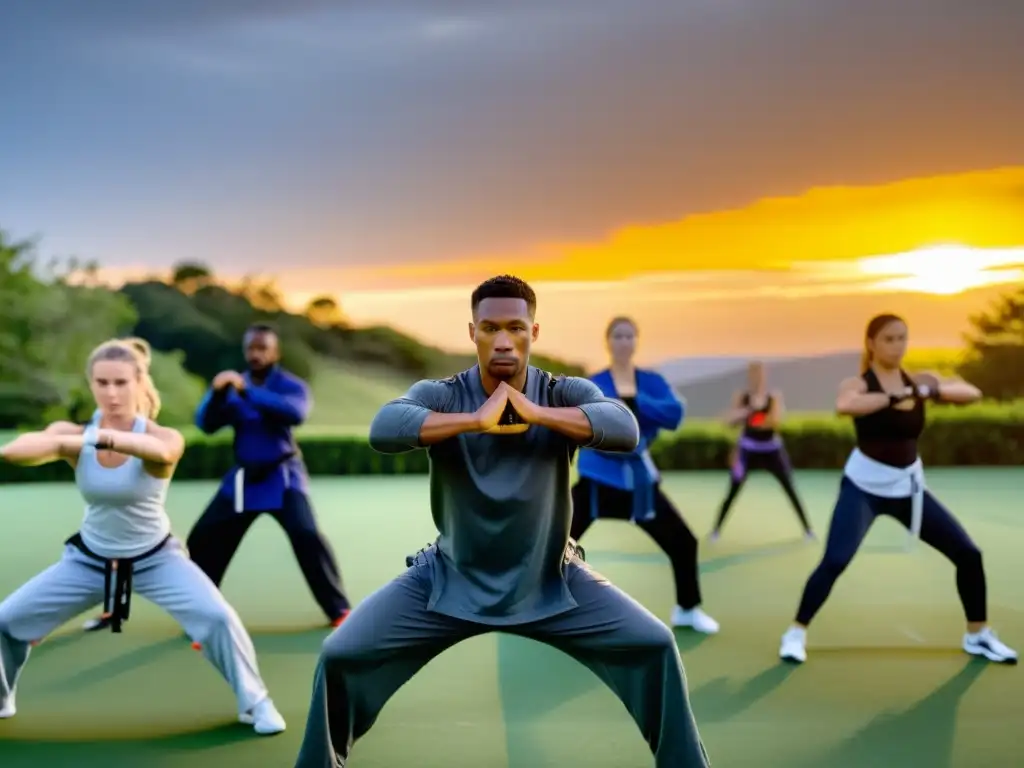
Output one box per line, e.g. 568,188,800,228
671,606,720,634
0,696,15,719
779,627,807,664
82,615,110,632
963,627,1018,664
238,697,286,735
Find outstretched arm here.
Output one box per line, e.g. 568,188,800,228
550,377,639,452
0,422,85,466
240,377,311,426
369,379,467,454
633,373,685,430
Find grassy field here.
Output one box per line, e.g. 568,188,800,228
0,469,1021,767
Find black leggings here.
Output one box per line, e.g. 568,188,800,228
795,476,986,625
714,446,811,534
571,478,702,610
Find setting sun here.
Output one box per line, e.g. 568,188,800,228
855,245,1024,295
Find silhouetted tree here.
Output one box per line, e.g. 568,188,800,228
958,286,1024,400
306,294,345,329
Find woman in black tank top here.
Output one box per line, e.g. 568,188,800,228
710,361,813,540
778,313,1016,666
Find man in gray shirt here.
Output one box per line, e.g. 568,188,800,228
294,275,710,767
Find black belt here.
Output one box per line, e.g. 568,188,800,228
65,533,172,633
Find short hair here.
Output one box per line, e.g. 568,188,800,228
245,323,277,338
470,275,537,316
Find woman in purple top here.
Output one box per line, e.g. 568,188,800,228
710,361,814,540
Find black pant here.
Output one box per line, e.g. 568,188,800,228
570,478,702,610
713,446,812,534
794,476,986,625
186,488,350,621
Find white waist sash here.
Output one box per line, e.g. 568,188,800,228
844,448,925,550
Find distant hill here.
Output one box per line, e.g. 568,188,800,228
659,352,861,418
658,348,962,419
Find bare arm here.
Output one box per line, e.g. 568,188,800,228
554,377,639,452
724,390,748,426
835,376,892,416
0,422,85,466
914,370,982,405
99,423,185,473
764,390,785,428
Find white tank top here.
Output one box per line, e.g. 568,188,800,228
76,413,172,559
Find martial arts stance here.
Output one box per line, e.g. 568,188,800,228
779,314,1017,665
572,316,719,634
294,276,710,767
85,325,351,632
710,361,813,540
0,338,286,732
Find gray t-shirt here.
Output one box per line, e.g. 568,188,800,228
368,365,639,626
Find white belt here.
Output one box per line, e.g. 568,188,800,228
844,448,925,552
234,468,245,513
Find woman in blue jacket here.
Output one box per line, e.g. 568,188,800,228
571,317,719,634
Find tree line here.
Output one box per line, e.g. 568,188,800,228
0,231,585,429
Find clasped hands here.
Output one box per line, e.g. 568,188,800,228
475,381,539,435
212,371,246,392
891,373,941,405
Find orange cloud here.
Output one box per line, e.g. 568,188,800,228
364,166,1024,286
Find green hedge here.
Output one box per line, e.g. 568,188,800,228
3,402,1023,484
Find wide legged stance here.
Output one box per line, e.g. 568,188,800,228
571,479,704,613
187,489,350,622
712,446,812,537
0,539,282,728
295,549,708,768
781,477,1015,665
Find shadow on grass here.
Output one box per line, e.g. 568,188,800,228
795,658,988,768
689,662,797,723
584,538,810,575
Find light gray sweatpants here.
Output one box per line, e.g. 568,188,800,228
294,546,711,767
0,537,268,716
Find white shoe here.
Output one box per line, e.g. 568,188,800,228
963,627,1018,664
779,627,807,664
82,615,110,632
0,696,15,719
239,697,286,735
671,606,720,634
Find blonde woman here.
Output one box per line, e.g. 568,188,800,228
0,338,286,733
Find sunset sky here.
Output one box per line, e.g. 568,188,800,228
3,1,1024,367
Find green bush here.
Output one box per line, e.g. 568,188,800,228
2,401,1023,484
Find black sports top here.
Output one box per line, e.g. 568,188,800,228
741,393,775,442
621,396,639,418
853,368,925,468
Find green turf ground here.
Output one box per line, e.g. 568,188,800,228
0,469,1020,767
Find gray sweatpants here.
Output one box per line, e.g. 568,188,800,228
295,548,710,767
0,537,268,716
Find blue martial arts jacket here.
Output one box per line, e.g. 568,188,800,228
576,368,685,522
195,366,311,511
